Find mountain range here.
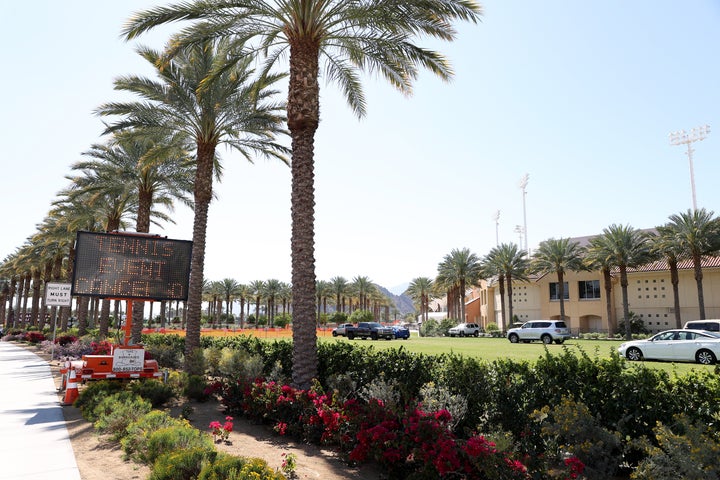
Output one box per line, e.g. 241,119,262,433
376,284,416,316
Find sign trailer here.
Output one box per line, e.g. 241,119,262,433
61,231,192,385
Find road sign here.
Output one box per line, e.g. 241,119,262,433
45,282,72,306
71,231,192,301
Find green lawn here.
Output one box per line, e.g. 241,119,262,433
318,332,716,376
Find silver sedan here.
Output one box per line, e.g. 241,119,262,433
618,329,720,365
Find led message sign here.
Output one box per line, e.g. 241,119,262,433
71,231,193,301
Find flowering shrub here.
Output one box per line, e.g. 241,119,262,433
23,331,47,344
216,376,531,479
39,338,94,359
56,334,78,346
209,416,234,443
280,452,297,478
349,407,530,479
90,340,113,355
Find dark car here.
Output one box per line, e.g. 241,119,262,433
391,325,410,339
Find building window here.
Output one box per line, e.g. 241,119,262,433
549,282,569,300
578,280,601,299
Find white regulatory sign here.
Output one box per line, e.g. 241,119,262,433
45,283,72,306
113,348,146,372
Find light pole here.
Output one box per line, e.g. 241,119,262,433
514,225,525,250
519,174,529,254
492,210,500,246
669,125,710,211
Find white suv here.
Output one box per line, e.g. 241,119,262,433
507,320,571,345
448,323,481,337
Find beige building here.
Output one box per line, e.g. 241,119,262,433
465,257,720,334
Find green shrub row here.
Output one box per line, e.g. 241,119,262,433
139,333,720,477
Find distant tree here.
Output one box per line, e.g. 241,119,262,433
592,225,652,340
405,277,434,324
531,238,586,323
436,248,482,322
665,208,720,320
484,243,529,330
649,226,684,328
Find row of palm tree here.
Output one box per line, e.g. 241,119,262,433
3,0,484,389
404,209,720,341
204,275,395,326
119,0,482,388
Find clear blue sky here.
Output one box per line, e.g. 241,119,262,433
2,1,718,292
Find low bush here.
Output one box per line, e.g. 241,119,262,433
140,424,215,466
631,414,720,480
75,380,126,421
144,343,183,369
149,447,217,480
92,392,152,440
23,331,46,344
128,379,175,407
198,453,285,480
185,374,212,402
122,410,189,461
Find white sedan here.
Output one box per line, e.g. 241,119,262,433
618,329,720,365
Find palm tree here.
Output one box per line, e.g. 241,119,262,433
315,280,331,326
585,235,619,336
62,168,136,338
97,40,288,372
649,226,684,328
436,248,482,323
72,131,195,343
593,225,652,340
531,238,585,324
484,243,529,330
665,209,720,320
329,276,349,314
236,283,251,328
351,276,375,312
278,282,292,316
249,280,266,325
213,278,242,323
123,0,482,389
263,279,283,326
405,277,433,325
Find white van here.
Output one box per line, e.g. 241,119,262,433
683,320,720,332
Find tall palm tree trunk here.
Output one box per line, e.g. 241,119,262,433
506,274,514,325
557,271,566,321
30,269,41,328
185,143,215,372
602,268,614,337
498,275,507,331
669,260,681,328
620,266,631,341
288,42,320,390
693,255,706,319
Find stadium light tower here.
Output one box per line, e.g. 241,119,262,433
519,174,529,254
669,125,710,211
514,225,525,249
492,210,500,246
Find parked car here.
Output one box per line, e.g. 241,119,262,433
683,320,720,332
346,322,394,340
391,325,410,339
507,320,571,344
448,323,481,337
618,329,720,365
332,323,354,337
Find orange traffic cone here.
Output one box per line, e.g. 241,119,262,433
63,368,79,406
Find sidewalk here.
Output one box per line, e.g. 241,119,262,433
0,341,81,480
